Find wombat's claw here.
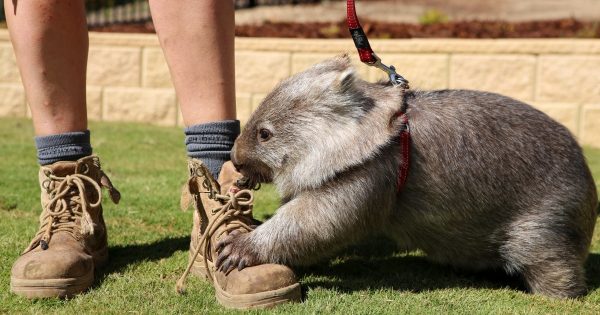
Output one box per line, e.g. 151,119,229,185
218,254,249,274
217,251,238,274
220,258,246,274
215,232,260,273
215,232,240,269
236,177,261,190
219,259,234,274
236,258,248,271
215,230,241,254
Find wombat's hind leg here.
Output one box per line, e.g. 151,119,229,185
520,261,587,298
503,221,590,298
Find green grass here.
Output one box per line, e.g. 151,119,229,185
1,117,599,314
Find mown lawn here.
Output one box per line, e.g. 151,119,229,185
1,117,599,314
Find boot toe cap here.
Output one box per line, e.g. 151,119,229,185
222,263,298,295
11,249,93,281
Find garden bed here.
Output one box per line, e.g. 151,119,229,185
90,18,600,38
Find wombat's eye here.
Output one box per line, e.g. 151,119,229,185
258,128,272,142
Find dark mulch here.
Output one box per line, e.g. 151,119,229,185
89,18,600,38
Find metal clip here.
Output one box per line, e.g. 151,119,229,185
370,54,409,88
398,120,410,133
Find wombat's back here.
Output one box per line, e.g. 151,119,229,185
392,89,597,273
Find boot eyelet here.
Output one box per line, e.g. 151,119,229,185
80,164,89,174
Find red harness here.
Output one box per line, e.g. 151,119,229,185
347,0,411,193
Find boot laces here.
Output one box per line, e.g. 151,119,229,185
24,171,103,254
176,176,255,294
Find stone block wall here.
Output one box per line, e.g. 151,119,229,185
0,30,598,147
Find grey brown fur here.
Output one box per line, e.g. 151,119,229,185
216,55,598,298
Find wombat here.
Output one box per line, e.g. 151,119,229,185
216,55,598,298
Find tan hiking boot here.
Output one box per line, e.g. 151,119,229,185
177,159,301,309
10,156,120,298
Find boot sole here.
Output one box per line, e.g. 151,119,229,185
10,272,94,299
189,254,302,309
10,246,108,299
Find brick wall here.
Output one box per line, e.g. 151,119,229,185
0,30,598,147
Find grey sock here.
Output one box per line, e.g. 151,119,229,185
184,120,240,178
35,130,92,166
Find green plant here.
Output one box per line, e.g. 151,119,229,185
319,24,341,38
419,9,449,25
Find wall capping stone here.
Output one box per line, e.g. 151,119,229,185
235,37,600,54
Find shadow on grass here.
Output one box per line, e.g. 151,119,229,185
93,236,189,286
298,237,600,295
89,235,600,296
586,253,600,291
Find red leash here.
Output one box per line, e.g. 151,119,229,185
346,0,377,64
346,0,409,88
347,0,411,192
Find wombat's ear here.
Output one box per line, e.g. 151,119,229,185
335,53,352,66
334,68,357,93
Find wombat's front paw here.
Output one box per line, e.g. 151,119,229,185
215,230,261,273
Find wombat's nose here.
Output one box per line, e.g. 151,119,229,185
232,162,244,172
230,150,243,172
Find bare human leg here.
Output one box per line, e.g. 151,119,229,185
5,0,88,136
149,0,236,126
151,1,301,308
7,1,118,299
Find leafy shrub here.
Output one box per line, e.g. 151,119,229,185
419,9,449,25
